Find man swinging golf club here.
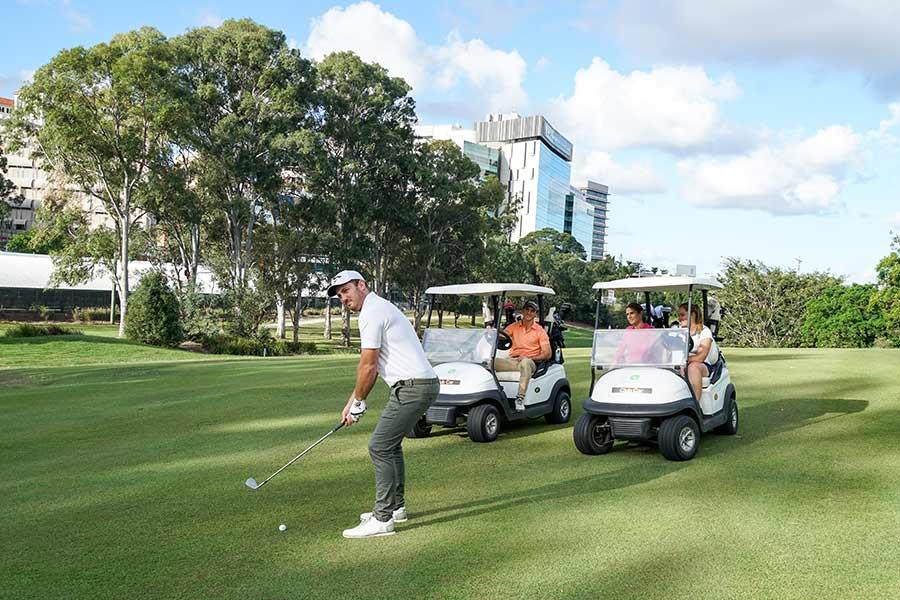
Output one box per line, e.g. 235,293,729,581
328,270,439,539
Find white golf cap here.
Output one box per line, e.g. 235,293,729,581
327,270,365,297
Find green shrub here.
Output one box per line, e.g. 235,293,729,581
125,272,184,347
3,324,82,338
29,304,53,321
222,287,272,338
72,306,111,322
179,288,220,341
800,284,885,348
200,333,316,356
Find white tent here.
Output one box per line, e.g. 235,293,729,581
0,251,220,294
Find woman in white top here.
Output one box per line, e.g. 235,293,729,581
677,303,720,402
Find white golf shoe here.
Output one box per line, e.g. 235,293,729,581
359,506,407,523
342,513,396,539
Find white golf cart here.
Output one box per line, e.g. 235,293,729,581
409,283,572,443
574,276,738,461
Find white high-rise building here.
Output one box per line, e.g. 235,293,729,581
416,112,610,260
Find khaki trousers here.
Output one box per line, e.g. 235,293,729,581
493,357,536,398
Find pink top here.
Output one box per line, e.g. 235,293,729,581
626,322,653,330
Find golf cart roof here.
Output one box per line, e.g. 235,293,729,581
425,283,555,297
592,276,723,293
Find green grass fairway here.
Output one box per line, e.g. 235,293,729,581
2,340,900,599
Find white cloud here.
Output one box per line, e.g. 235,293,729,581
546,58,738,198
61,0,91,32
887,212,900,227
549,58,740,153
433,32,527,112
573,151,666,195
613,0,900,93
198,11,223,27
535,57,550,71
678,125,863,214
304,2,527,113
305,2,427,89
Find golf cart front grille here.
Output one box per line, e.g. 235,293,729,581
609,417,652,440
426,406,456,427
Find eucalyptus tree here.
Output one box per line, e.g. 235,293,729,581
174,20,315,294
7,27,182,335
393,140,499,333
305,51,417,346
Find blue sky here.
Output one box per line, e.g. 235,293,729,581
2,0,899,282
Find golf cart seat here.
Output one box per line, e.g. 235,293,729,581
702,354,727,388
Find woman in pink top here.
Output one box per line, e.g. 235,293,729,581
625,303,653,330
616,303,654,363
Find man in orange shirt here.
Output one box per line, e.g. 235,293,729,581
493,300,552,411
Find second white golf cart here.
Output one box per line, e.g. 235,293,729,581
409,283,572,443
574,276,738,461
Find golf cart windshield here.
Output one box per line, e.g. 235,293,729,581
422,328,497,366
591,328,689,368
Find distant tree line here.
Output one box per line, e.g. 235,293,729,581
2,19,896,351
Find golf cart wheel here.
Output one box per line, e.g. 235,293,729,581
573,413,614,455
407,416,432,439
467,404,500,443
658,415,700,461
545,389,572,424
715,396,739,435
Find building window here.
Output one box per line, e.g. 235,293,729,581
526,192,530,214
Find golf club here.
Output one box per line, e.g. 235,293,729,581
245,400,366,491
245,422,344,491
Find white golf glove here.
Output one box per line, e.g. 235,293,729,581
349,399,367,422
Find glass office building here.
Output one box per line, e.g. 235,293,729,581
415,113,609,260
462,141,500,179
579,181,609,260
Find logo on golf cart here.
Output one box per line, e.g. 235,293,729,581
534,387,540,393
612,386,652,394
629,374,640,381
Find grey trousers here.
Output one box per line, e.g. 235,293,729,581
369,377,439,521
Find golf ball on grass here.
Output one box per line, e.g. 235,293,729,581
278,524,287,532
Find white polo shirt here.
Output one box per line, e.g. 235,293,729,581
359,293,436,386
690,326,720,365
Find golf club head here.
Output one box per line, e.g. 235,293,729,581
245,477,259,490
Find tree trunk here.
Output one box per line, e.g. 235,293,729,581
341,304,351,348
118,212,129,338
109,261,117,325
324,298,333,340
190,223,200,289
293,289,301,343
276,294,286,339
413,290,424,336
471,313,476,326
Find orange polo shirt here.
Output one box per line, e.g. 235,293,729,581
506,320,550,359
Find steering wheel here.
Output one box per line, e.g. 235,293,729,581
497,331,512,351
